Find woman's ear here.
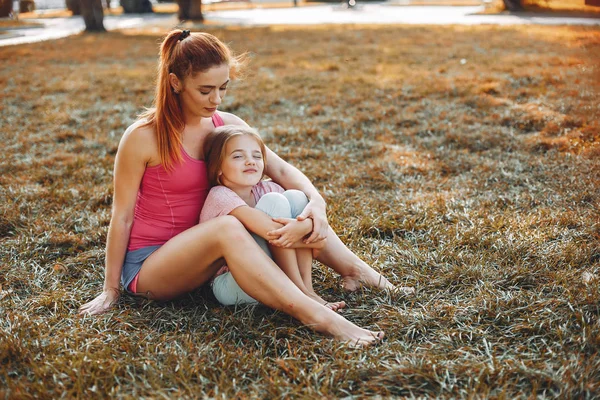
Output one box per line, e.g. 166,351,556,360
169,73,181,94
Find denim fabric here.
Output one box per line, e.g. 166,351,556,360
120,245,161,293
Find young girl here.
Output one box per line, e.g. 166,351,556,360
200,125,346,311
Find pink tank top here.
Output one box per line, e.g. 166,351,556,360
127,113,225,251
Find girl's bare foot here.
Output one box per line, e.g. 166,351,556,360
306,291,346,312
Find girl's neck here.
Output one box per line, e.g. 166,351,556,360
228,185,255,207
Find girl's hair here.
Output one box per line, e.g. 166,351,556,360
204,125,267,187
139,30,247,171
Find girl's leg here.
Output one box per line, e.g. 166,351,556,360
296,248,346,311
135,216,384,345
282,190,348,309
255,193,325,304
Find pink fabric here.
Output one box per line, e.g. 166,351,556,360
128,273,140,293
199,181,284,223
127,113,225,251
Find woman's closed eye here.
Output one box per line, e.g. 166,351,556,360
199,86,227,95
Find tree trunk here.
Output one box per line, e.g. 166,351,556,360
80,0,106,32
121,0,153,13
0,0,13,18
19,0,35,12
502,0,524,11
177,0,203,21
66,0,81,15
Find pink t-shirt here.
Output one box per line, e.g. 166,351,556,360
199,180,285,223
127,113,224,251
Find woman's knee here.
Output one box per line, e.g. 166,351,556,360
214,215,252,242
283,190,309,218
255,192,292,219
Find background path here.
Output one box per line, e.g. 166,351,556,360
1,2,599,47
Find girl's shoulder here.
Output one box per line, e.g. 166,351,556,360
255,180,285,196
217,111,250,127
207,185,238,198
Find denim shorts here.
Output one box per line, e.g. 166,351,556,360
120,245,161,293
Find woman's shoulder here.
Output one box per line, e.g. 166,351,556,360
117,120,158,163
217,111,250,127
122,119,155,142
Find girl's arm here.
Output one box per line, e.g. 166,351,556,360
219,111,329,243
230,206,325,249
229,206,312,242
79,124,153,315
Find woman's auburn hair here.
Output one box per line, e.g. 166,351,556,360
204,125,267,187
139,29,248,171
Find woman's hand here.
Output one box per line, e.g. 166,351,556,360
78,288,120,316
267,218,311,248
297,198,329,243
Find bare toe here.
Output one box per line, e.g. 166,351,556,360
395,286,415,295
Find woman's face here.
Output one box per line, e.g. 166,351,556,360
177,63,230,119
219,135,265,190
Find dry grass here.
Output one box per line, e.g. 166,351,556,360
1,24,599,398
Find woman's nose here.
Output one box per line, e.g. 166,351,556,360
210,91,222,105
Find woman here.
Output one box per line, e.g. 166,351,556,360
79,29,401,346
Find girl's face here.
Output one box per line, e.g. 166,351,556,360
174,63,230,119
219,135,265,190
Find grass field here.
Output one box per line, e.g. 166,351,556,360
1,24,599,398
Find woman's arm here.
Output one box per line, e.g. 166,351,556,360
218,112,329,242
79,124,153,315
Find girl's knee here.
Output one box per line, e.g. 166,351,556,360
256,192,292,219
283,190,309,218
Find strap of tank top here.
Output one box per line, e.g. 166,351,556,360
212,112,225,127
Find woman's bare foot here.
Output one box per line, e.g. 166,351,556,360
309,307,384,347
326,316,384,347
306,291,346,312
341,264,397,292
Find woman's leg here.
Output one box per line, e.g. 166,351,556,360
135,216,384,345
316,228,414,294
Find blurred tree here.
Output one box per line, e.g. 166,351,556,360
66,0,81,15
0,0,13,17
19,0,35,12
121,0,153,13
81,0,106,31
502,0,524,11
177,0,203,21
